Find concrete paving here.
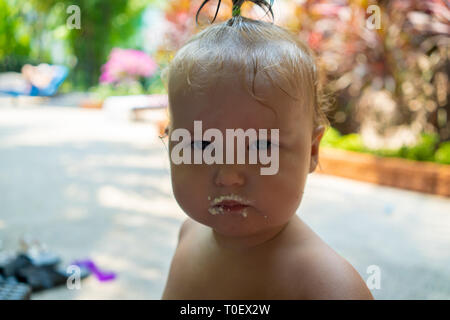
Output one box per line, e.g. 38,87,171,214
0,105,449,299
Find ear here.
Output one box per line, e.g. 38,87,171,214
309,125,325,173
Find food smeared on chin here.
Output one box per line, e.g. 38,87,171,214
208,194,252,218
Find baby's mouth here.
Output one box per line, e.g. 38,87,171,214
208,194,252,217
214,200,249,211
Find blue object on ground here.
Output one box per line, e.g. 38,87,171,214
0,276,32,300
0,65,68,97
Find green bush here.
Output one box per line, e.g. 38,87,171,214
321,128,365,152
147,71,167,95
400,133,439,162
333,134,365,152
321,127,448,164
435,142,450,165
320,127,341,148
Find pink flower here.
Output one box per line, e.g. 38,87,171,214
308,32,323,50
100,48,158,84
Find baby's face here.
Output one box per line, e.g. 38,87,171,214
168,75,323,237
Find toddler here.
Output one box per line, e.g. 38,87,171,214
161,0,373,299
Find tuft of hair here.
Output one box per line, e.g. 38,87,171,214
161,0,331,129
195,0,275,25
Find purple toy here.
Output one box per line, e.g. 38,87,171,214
72,259,116,282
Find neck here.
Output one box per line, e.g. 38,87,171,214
211,218,294,253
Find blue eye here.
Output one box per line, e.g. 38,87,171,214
191,140,211,150
249,140,271,151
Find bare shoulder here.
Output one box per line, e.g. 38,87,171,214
161,218,196,299
178,217,194,241
283,242,374,300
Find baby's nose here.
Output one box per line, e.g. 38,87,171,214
214,164,245,187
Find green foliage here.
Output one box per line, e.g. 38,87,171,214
63,0,148,89
320,127,341,148
321,127,447,164
90,82,146,100
333,134,364,152
146,69,167,95
0,0,66,70
90,68,167,100
435,142,450,165
322,128,366,152
0,0,29,59
0,0,156,89
399,134,439,162
0,1,34,71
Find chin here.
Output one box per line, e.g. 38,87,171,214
211,217,277,238
186,211,259,237
185,207,292,238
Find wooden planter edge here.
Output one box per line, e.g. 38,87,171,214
317,147,450,197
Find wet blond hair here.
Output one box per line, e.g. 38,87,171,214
161,0,330,130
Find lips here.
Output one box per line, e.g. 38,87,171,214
208,195,253,216
213,200,249,212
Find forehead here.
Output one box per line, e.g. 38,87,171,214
169,74,311,135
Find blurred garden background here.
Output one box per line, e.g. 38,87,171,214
0,0,449,299
1,0,449,162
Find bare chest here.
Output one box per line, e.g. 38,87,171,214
164,238,281,299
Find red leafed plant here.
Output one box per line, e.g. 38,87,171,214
158,0,450,149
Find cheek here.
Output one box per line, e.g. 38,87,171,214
259,152,309,215
260,172,305,214
170,165,210,214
